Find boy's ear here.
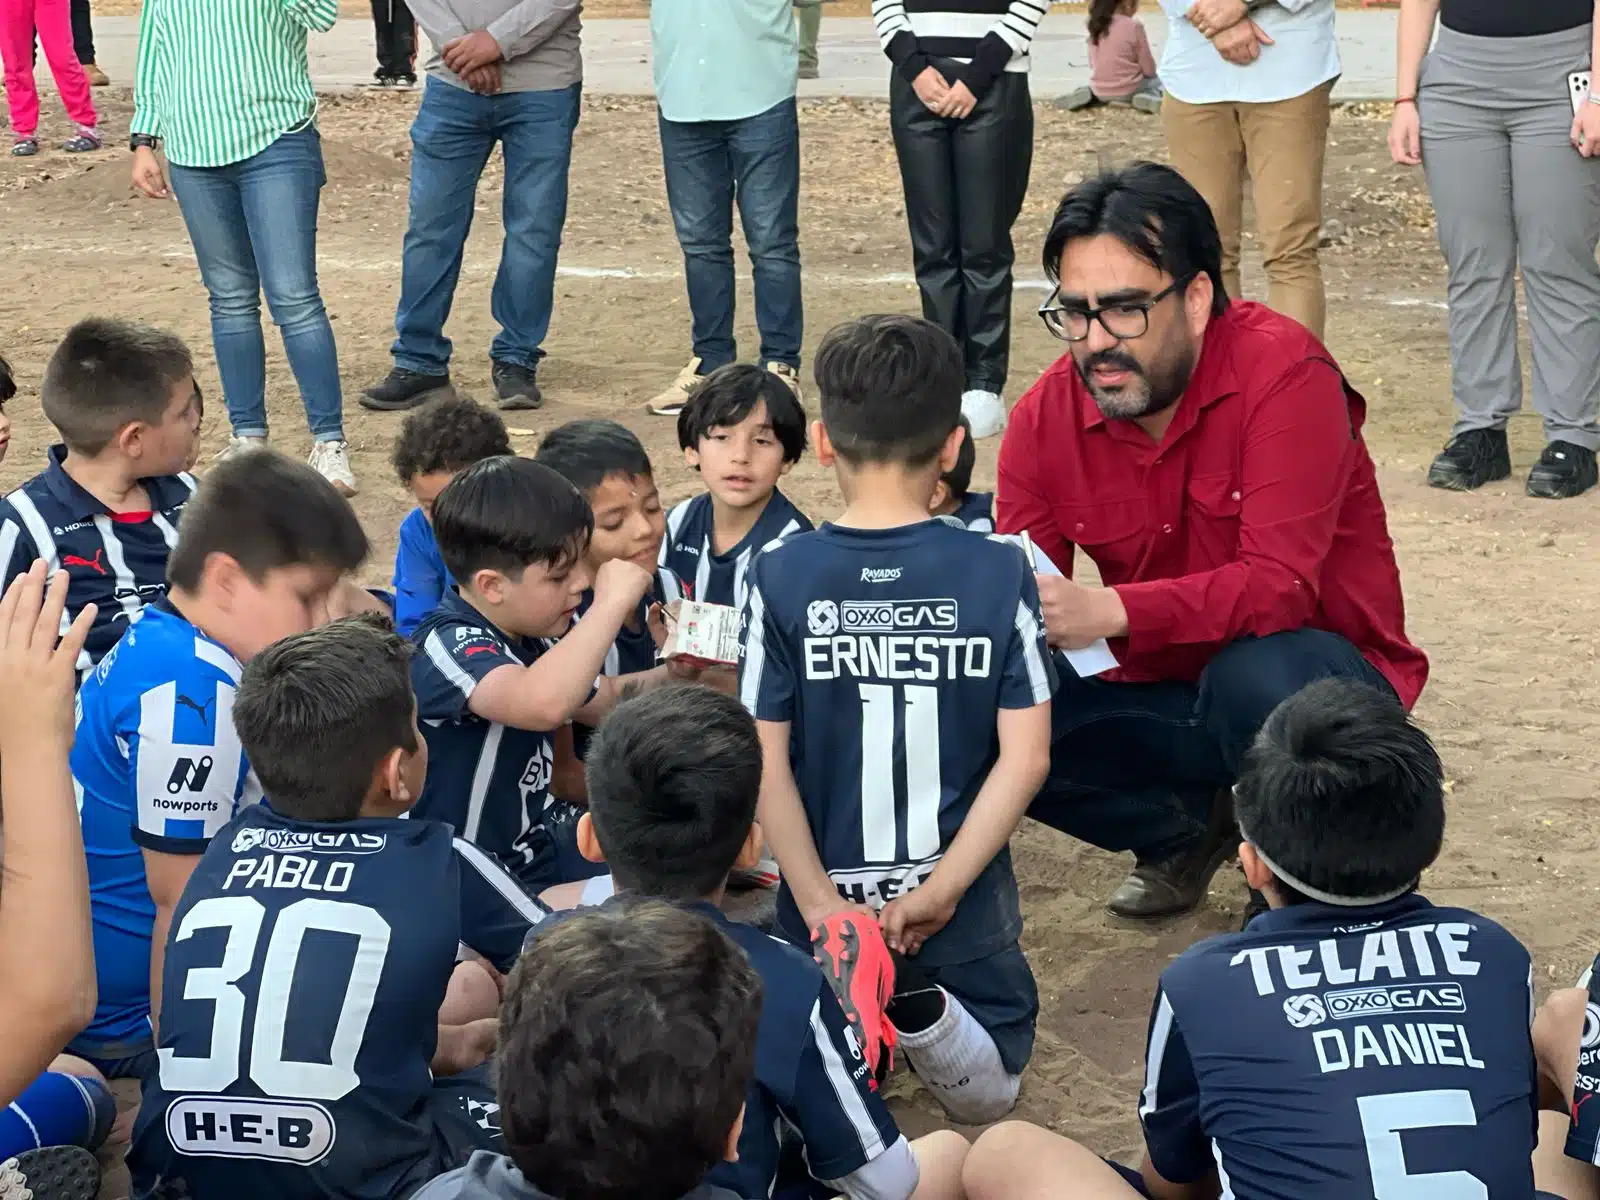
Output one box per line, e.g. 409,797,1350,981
1238,842,1275,893
471,568,506,604
938,421,966,474
381,745,412,806
684,445,702,471
811,419,835,468
722,1103,746,1164
733,822,764,872
930,479,951,511
201,551,246,609
576,812,606,864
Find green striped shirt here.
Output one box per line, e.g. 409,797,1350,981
132,0,337,168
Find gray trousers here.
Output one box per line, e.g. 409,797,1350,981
1420,23,1600,450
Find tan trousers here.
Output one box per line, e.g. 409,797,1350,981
1162,78,1334,339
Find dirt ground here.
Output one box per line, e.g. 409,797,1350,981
3,87,1598,1193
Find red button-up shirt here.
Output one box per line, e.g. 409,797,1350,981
996,301,1428,708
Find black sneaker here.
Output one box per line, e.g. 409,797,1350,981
1426,427,1511,491
492,360,543,411
359,367,454,412
372,69,397,87
1526,439,1599,499
0,1145,101,1200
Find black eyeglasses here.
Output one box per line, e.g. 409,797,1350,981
1038,277,1189,343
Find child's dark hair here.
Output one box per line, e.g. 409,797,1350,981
431,456,592,584
1087,0,1122,44
500,898,761,1200
391,396,512,486
41,318,194,455
587,686,761,899
1234,678,1445,906
941,415,976,501
535,419,654,496
814,314,962,467
0,352,15,405
677,364,807,464
167,450,369,592
234,615,416,823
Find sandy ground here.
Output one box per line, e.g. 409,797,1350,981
2,89,1598,1193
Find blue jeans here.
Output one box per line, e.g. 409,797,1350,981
658,97,802,371
1029,629,1395,861
393,78,580,376
168,126,345,442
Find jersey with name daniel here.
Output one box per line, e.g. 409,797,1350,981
949,491,994,533
1142,894,1537,1199
1562,951,1600,1166
411,590,566,884
740,521,1054,966
660,488,811,610
128,802,547,1200
0,445,194,671
73,599,263,1044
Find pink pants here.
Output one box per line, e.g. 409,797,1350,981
0,0,96,138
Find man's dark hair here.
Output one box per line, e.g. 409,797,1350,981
0,352,15,405
499,898,762,1200
391,396,512,486
41,318,194,455
678,363,807,464
234,615,417,823
167,450,369,592
1042,161,1229,318
940,414,976,500
587,686,762,899
1234,678,1445,905
814,314,962,466
535,419,655,496
431,455,592,584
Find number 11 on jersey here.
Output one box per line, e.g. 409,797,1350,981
859,683,942,864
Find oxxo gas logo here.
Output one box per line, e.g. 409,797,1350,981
840,600,958,633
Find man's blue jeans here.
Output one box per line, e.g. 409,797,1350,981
1029,629,1396,861
393,78,581,376
658,97,802,371
168,127,345,442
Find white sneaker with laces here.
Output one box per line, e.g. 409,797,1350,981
765,361,803,406
214,435,268,463
309,439,358,497
962,389,1008,440
647,357,704,417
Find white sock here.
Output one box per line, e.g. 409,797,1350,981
896,988,1021,1124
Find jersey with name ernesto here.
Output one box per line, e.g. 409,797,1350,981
1142,895,1537,1199
73,599,264,1043
411,590,566,882
128,802,547,1200
0,446,195,671
659,488,812,610
740,522,1054,965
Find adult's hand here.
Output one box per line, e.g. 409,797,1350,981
462,62,502,95
1573,99,1600,158
1388,101,1422,166
1186,0,1247,38
131,145,169,199
912,66,951,112
937,79,978,119
1212,18,1272,65
442,30,503,74
1036,573,1128,649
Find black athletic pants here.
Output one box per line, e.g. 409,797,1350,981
371,0,417,77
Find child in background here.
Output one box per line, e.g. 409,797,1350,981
415,898,761,1200
929,415,993,532
391,397,513,636
129,616,549,1200
0,352,13,460
410,457,652,891
0,0,99,155
742,314,1054,1126
0,319,201,671
661,364,812,611
1063,0,1161,113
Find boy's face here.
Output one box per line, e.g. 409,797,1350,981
409,469,456,523
474,555,593,640
686,400,792,511
584,472,665,576
127,376,203,475
226,562,347,661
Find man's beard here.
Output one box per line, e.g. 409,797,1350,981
1075,341,1196,422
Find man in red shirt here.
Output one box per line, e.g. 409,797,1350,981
997,162,1428,920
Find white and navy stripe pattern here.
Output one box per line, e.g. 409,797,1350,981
0,445,194,671
659,489,812,613
871,0,1046,81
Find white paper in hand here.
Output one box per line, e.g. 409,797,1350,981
996,534,1119,677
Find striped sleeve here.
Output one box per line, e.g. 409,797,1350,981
787,991,899,1180
413,623,517,720
0,509,39,593
870,0,914,46
130,0,164,137
1139,987,1210,1185
738,570,794,723
998,562,1055,708
279,0,339,33
993,0,1048,54
453,836,550,973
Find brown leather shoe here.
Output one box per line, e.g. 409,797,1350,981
84,62,110,86
1105,788,1240,919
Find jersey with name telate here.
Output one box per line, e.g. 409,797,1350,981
740,521,1054,966
73,599,263,1044
1142,894,1537,1199
128,802,547,1200
660,489,811,610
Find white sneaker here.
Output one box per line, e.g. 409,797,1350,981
213,435,268,463
308,439,358,497
647,357,704,417
765,361,804,406
962,389,1008,440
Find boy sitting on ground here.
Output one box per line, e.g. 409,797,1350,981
961,679,1546,1200
661,364,812,611
391,397,513,636
414,898,760,1200
0,319,201,669
741,314,1055,1125
929,416,993,532
128,616,549,1200
410,457,652,890
72,452,370,1080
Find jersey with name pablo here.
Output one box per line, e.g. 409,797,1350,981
660,488,811,610
1142,895,1538,1199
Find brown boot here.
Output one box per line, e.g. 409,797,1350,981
84,63,110,86
1105,787,1239,919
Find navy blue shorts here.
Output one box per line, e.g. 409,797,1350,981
1105,1158,1151,1196
426,1066,503,1165
927,943,1038,1075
